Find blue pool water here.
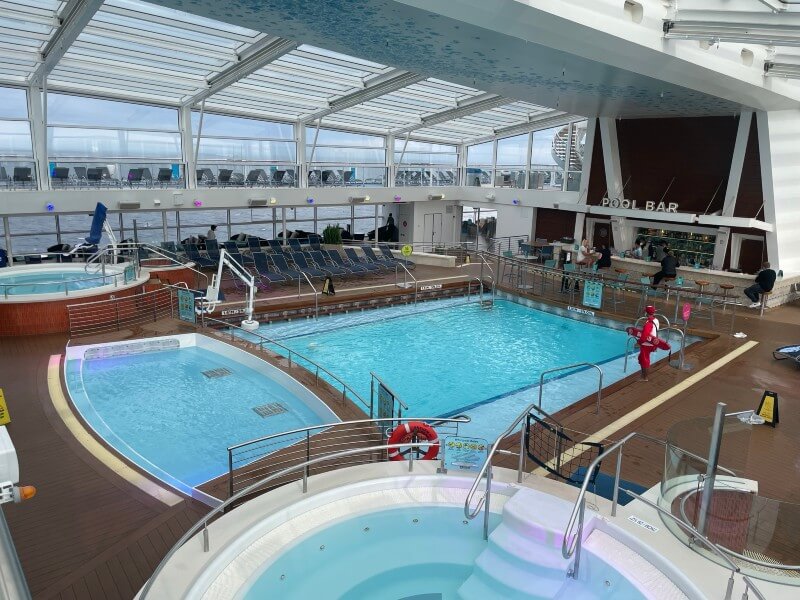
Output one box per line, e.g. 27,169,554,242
0,269,113,294
243,506,502,599
66,344,332,493
252,298,675,440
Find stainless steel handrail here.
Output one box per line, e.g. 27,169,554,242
538,363,603,415
140,440,447,599
298,271,320,318
464,402,538,540
394,262,417,303
203,316,371,414
562,431,737,578
622,487,767,600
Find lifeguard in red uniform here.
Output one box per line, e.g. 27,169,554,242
637,305,660,381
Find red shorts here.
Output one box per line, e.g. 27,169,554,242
638,346,655,369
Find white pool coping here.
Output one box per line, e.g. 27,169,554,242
138,460,797,600
0,262,147,302
64,333,340,506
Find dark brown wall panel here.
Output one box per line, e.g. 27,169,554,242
535,208,576,242
586,119,606,206
587,116,763,217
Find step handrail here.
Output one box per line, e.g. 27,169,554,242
202,316,371,415
538,363,603,415
563,431,738,581
395,262,417,303
464,402,538,540
139,439,448,600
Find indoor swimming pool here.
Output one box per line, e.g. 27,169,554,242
65,335,337,500
251,297,678,439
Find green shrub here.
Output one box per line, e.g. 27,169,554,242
322,224,343,245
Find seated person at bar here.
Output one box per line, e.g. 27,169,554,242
576,239,597,266
653,240,669,262
744,262,777,308
632,239,644,259
596,244,612,268
652,249,677,286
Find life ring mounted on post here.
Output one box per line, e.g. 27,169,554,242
387,421,439,461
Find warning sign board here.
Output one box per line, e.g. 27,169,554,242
0,388,10,425
756,390,779,427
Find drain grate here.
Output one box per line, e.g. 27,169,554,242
202,367,232,379
252,402,288,418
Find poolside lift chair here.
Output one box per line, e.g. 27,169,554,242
378,243,415,269
343,247,383,272
200,249,259,330
773,345,800,367
66,202,117,258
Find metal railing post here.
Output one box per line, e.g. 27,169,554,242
228,451,234,499
611,448,623,517
697,402,726,536
483,463,491,540
517,420,526,483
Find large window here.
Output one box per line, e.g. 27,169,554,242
194,112,297,188
47,93,183,189
529,125,563,190
0,87,35,190
306,127,386,187
495,134,528,188
394,140,457,186
466,141,493,188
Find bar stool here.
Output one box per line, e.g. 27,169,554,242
717,283,735,312
759,291,772,317
637,276,652,314
609,273,629,312
665,275,683,302
561,263,579,303
693,280,715,326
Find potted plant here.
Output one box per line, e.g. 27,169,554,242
322,223,343,246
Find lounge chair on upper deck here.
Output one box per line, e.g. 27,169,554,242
773,345,800,366
378,243,415,269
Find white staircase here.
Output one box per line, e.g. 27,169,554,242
458,488,584,599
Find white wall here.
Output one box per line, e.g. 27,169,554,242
758,110,800,275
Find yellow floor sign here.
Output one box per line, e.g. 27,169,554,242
0,388,9,425
756,390,779,427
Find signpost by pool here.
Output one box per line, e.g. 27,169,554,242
443,436,488,473
582,280,604,310
397,245,414,289
682,302,691,323
177,288,196,323
401,244,413,257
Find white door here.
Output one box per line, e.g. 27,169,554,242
423,213,443,246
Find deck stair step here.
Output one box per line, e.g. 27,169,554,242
457,488,579,599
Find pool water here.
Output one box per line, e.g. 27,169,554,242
252,298,672,440
0,269,113,294
242,506,502,599
66,345,332,493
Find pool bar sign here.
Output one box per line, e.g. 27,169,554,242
177,288,196,323
444,436,488,472
582,280,604,310
601,197,679,213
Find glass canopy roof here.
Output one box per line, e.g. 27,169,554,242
0,0,567,143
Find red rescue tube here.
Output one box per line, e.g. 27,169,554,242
387,422,439,461
626,326,671,351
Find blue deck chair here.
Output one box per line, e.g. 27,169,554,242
361,245,396,269
289,252,327,279
288,238,303,252
223,241,254,265
343,247,383,272
247,237,263,254
307,250,350,277
326,249,369,275
252,252,289,283
308,235,323,251
270,253,304,280
267,239,286,254
205,239,221,262
378,243,415,269
185,244,216,268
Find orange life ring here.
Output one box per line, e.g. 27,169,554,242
387,422,439,461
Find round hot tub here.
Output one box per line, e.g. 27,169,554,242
0,263,149,336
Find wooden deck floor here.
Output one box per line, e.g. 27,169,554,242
1,274,799,598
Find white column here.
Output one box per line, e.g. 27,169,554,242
179,106,196,189
386,133,395,188
758,110,800,274
295,122,307,188
27,86,50,191
598,117,624,201
722,112,752,218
